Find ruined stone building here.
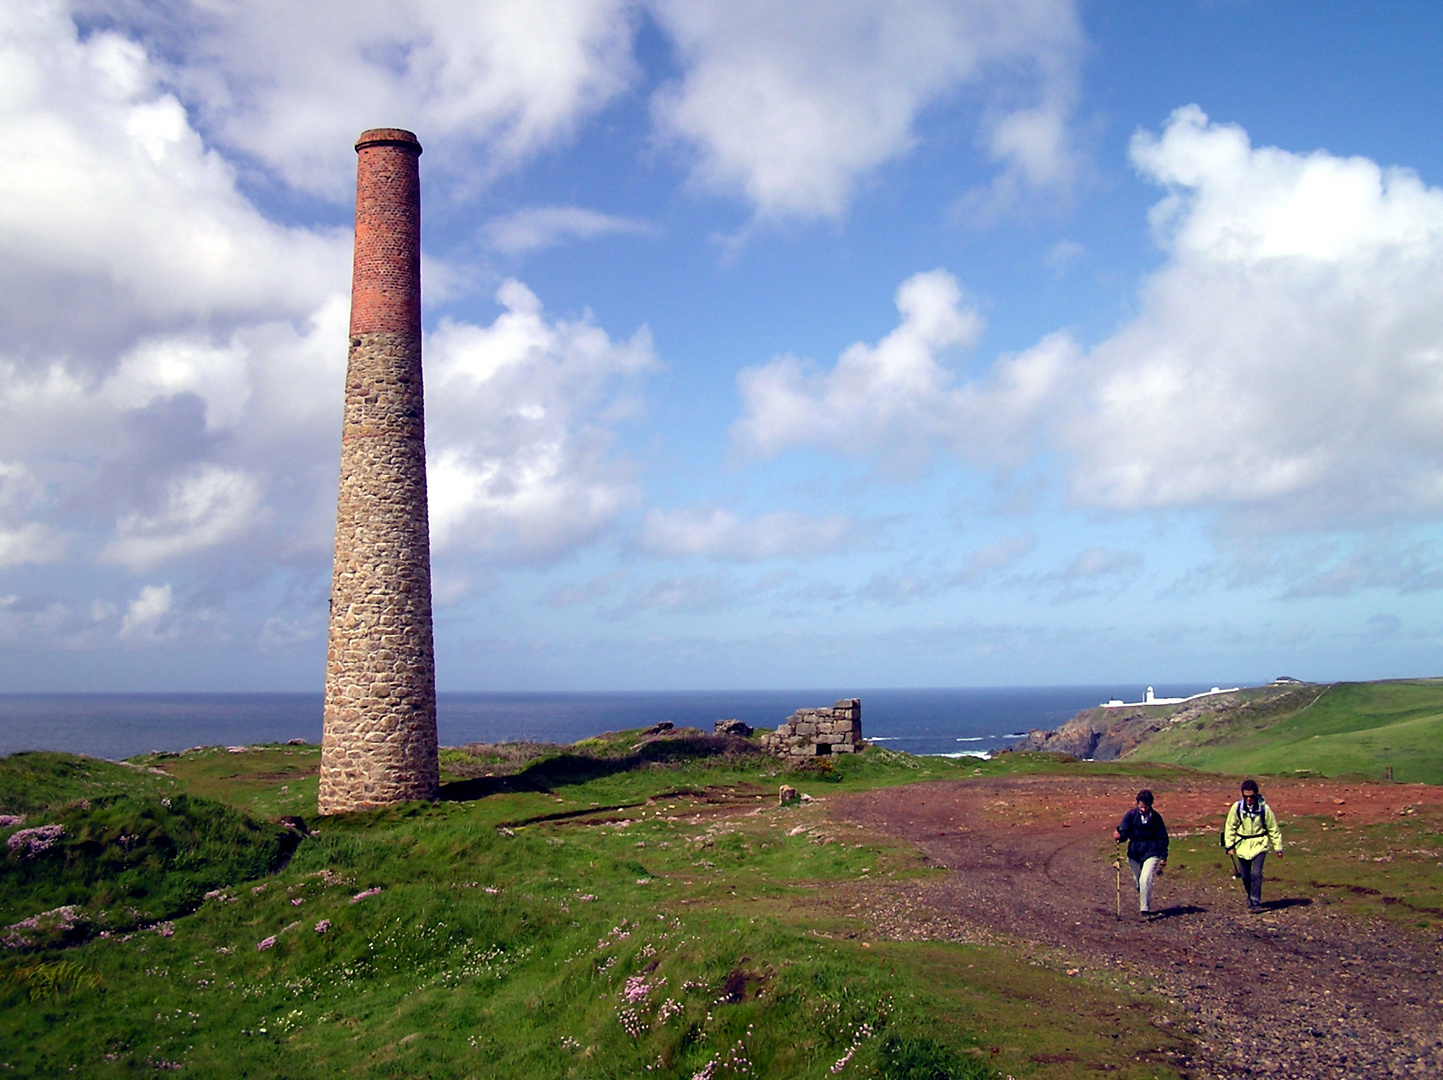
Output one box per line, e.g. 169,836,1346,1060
761,699,863,758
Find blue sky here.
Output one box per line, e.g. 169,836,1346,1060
3,0,1443,692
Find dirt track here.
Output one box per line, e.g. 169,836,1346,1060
832,774,1443,1079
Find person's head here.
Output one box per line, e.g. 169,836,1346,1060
1241,779,1259,802
1135,789,1154,812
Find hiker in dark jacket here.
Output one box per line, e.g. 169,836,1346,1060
1114,789,1168,917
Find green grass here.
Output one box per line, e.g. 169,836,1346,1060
0,737,1197,1079
1158,803,1443,932
0,752,179,814
1127,679,1443,783
0,791,299,938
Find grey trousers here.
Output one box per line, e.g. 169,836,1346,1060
1239,851,1267,907
1128,856,1161,912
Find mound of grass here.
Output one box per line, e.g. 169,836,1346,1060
0,751,177,815
1129,680,1443,783
0,791,300,941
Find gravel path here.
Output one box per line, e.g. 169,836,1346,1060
832,774,1443,1079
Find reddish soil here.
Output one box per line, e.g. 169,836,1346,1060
832,774,1443,1079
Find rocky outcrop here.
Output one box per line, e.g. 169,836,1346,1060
1011,686,1318,761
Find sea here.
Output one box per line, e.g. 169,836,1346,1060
0,685,1222,762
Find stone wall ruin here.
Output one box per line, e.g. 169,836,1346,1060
760,698,862,757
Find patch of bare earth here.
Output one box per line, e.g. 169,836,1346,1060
831,775,1443,1079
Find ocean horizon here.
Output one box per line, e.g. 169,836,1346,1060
0,685,1224,762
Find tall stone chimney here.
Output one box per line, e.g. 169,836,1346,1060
318,128,438,814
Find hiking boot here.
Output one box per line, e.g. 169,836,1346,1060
1248,903,1262,914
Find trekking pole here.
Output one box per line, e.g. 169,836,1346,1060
1115,845,1122,920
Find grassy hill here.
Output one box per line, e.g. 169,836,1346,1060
0,738,1189,1080
1126,679,1443,783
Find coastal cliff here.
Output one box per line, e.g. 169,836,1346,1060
1010,684,1320,761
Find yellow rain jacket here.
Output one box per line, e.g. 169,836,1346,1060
1224,797,1282,861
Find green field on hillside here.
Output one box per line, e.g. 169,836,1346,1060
3,711,1439,1078
1127,679,1443,783
0,741,1191,1080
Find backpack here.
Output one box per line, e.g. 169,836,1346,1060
1219,797,1266,849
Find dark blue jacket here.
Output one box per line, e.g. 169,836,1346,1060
1117,807,1168,862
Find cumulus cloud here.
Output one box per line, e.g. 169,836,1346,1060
740,108,1443,532
1063,106,1443,526
118,582,175,641
104,465,264,571
639,505,855,561
0,2,663,625
482,206,655,256
426,280,656,563
0,462,64,567
0,3,347,351
733,268,1072,471
649,0,1084,220
0,8,357,601
79,0,640,196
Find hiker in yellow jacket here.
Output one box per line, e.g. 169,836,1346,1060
1224,778,1283,913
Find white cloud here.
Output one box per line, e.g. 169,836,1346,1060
104,335,252,432
0,4,347,338
649,0,1084,219
639,505,855,560
1062,106,1443,525
0,593,117,650
1281,543,1443,599
118,582,174,641
79,0,640,197
951,531,1036,582
482,206,655,256
0,4,658,596
104,465,264,571
733,268,1072,471
0,461,64,567
739,109,1443,533
426,280,656,563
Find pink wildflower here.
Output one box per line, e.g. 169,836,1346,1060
623,975,651,1003
314,920,330,934
256,935,277,951
350,887,381,904
6,824,64,856
155,922,175,937
0,815,24,828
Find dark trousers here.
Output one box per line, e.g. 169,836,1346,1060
1239,851,1267,907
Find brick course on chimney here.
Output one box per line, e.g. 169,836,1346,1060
318,128,439,814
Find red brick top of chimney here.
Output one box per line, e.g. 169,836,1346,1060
350,128,422,337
